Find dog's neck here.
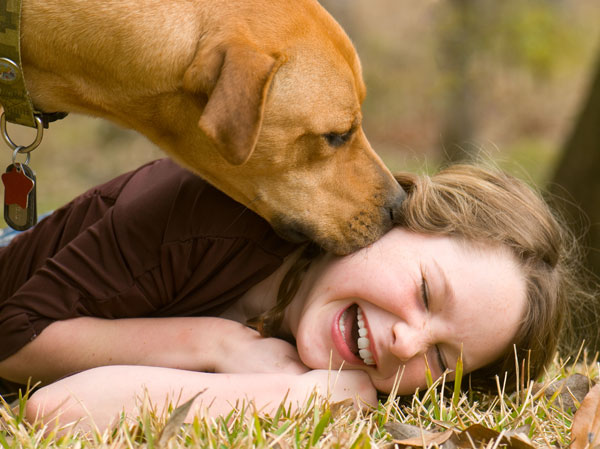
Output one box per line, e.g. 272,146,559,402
22,1,198,117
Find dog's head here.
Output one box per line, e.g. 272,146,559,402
105,0,398,254
174,1,406,255
19,0,404,254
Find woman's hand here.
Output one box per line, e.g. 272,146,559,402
215,325,309,375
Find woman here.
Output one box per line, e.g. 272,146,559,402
0,158,580,431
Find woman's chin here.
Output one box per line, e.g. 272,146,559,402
296,344,338,371
298,350,328,370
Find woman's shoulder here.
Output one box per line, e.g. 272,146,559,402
113,159,298,257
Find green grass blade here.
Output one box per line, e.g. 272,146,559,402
310,409,331,447
452,351,464,408
0,432,10,449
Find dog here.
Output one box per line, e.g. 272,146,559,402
18,0,406,255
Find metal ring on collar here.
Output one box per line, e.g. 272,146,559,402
0,112,43,153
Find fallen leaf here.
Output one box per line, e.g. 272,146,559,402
384,422,426,440
452,424,501,448
571,383,600,449
384,422,454,447
533,374,593,411
504,425,535,448
156,389,206,449
385,422,535,449
330,398,355,420
504,424,531,438
451,424,534,449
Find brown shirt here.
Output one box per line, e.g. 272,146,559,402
0,159,299,364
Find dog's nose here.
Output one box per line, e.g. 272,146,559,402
388,185,407,224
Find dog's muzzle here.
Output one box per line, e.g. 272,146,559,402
271,183,408,255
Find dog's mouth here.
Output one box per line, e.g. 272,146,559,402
269,203,400,255
270,217,312,244
276,228,309,243
271,217,368,255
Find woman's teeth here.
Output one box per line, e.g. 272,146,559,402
339,306,375,366
356,308,375,365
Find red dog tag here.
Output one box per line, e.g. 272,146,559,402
2,163,37,230
2,163,34,209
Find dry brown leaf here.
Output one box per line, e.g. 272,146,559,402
384,422,427,440
451,424,534,449
504,425,535,448
156,389,206,449
452,424,500,448
392,431,454,447
385,422,453,447
504,424,531,438
385,422,535,449
330,398,355,420
571,383,600,449
533,373,593,411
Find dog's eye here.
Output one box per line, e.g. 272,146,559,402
323,130,353,148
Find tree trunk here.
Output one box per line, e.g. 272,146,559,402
550,55,600,353
439,0,478,163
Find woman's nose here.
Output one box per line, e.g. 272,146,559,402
390,320,429,362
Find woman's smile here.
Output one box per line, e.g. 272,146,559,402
332,303,378,366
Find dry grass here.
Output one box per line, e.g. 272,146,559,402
0,354,595,448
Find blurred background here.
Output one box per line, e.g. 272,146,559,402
3,0,600,345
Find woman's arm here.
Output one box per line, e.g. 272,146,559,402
26,365,377,432
0,316,307,385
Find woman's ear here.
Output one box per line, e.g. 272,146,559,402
184,44,285,166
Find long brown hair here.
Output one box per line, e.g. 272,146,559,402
251,164,590,391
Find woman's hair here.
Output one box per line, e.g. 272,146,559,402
251,163,591,392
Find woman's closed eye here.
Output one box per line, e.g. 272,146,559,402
420,270,448,374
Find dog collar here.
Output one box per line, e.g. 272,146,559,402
0,0,66,129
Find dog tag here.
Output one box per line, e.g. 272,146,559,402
2,163,37,230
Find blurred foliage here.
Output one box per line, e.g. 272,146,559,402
433,0,586,162
1,0,600,227
438,0,583,79
493,1,581,77
322,0,600,177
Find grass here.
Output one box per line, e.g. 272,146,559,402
0,354,595,448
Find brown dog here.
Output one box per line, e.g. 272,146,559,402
19,0,405,254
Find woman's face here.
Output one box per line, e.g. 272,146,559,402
287,228,526,394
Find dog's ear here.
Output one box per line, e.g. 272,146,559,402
186,45,284,166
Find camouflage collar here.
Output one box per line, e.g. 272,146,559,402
0,0,66,128
0,0,39,127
